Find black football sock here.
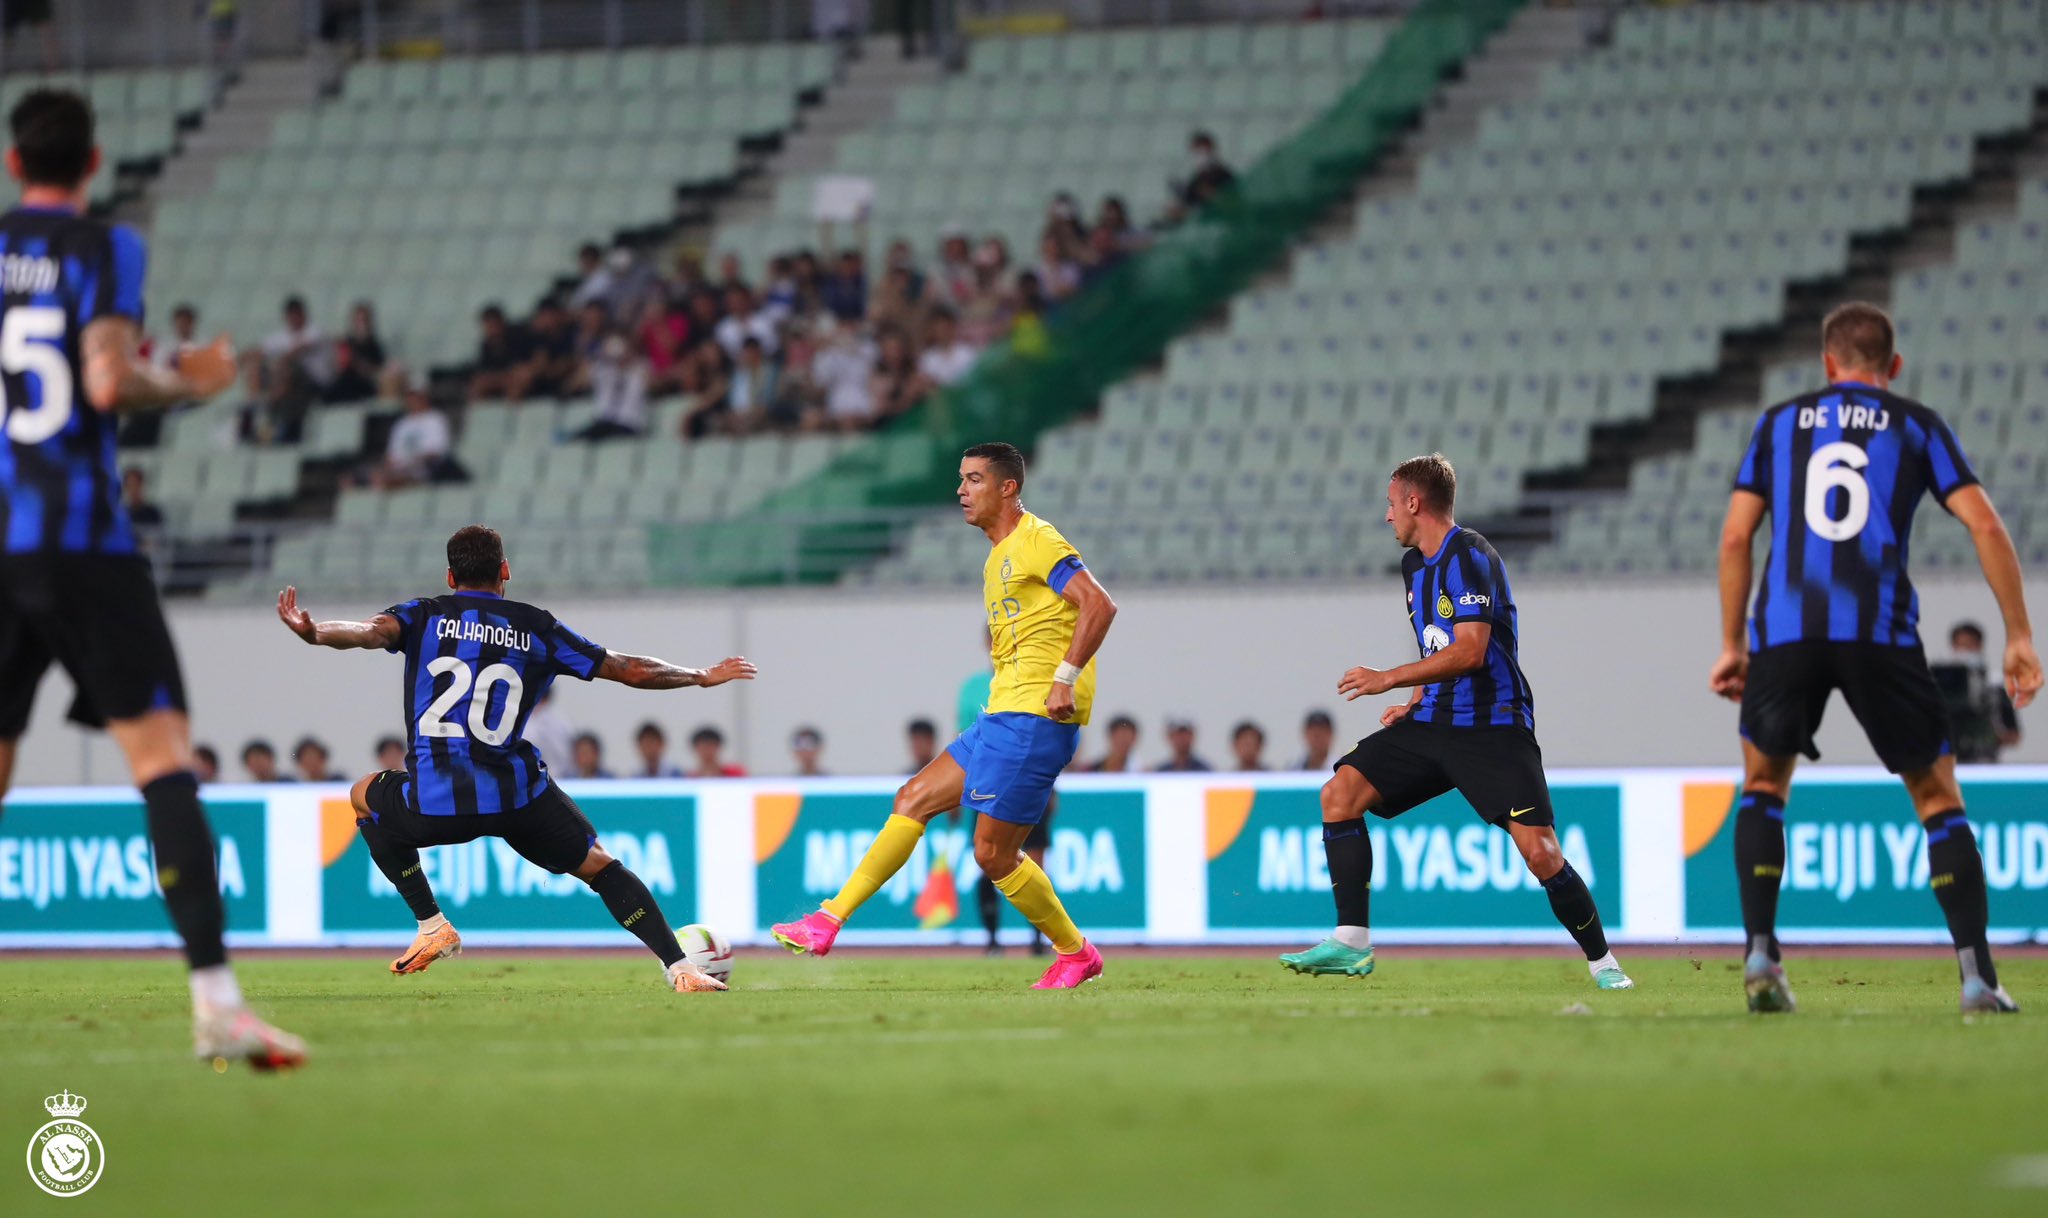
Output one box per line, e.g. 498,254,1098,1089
588,860,685,967
142,772,227,970
1924,809,1997,989
1323,819,1372,930
1540,861,1609,961
1734,790,1787,963
977,875,1001,943
355,815,441,921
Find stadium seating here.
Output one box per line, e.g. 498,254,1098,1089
711,19,1396,275
857,0,2048,588
149,44,833,368
1,68,215,205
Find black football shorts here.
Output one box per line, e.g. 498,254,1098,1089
360,771,599,875
1336,717,1555,828
1740,640,1951,774
0,553,188,737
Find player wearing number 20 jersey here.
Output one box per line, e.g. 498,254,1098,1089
277,525,756,991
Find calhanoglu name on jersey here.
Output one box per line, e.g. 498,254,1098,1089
1797,403,1890,431
434,619,533,651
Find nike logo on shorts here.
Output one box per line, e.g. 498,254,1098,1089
1509,807,1534,818
969,789,997,801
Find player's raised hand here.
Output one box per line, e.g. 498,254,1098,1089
697,657,758,688
176,336,238,400
1380,702,1413,728
1339,666,1392,700
1708,647,1749,701
276,586,318,643
2005,637,2043,710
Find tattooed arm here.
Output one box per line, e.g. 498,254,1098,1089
595,653,758,690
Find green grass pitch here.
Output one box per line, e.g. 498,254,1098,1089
3,950,2046,1216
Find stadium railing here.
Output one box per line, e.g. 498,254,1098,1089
647,0,1528,588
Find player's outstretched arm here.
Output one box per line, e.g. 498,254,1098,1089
81,316,236,413
1710,491,1767,702
596,653,758,690
1047,569,1118,722
1946,485,2043,709
276,586,402,650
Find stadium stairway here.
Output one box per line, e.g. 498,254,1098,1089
148,58,319,202
1526,40,2048,574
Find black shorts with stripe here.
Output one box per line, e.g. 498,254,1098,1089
1739,640,1951,774
0,554,187,737
1336,717,1555,828
360,770,598,875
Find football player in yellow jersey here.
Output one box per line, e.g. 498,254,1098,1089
772,442,1118,987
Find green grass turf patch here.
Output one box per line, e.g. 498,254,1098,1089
2,952,2045,1217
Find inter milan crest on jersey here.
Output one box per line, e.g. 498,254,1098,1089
25,1089,105,1197
1436,592,1453,619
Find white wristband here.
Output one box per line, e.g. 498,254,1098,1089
1052,661,1082,687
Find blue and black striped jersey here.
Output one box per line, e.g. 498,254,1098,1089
1402,527,1535,729
1734,381,1977,650
0,206,148,555
384,591,608,816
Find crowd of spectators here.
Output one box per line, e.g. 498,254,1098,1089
192,704,1334,786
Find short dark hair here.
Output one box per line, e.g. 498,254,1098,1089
446,525,505,587
906,718,936,739
375,735,403,754
1390,453,1457,515
635,721,665,743
479,303,506,322
293,736,328,761
1107,714,1138,734
574,732,602,751
283,295,307,315
1951,621,1986,646
1822,301,1895,373
791,726,822,748
1232,720,1264,743
194,744,219,768
963,441,1026,491
242,739,274,761
9,89,94,189
1190,130,1216,149
691,725,724,747
1304,710,1333,731
171,302,197,321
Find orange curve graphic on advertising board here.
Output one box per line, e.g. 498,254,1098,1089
1205,789,1256,860
1682,782,1738,858
755,793,803,863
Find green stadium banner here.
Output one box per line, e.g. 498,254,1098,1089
1683,777,2048,934
1204,784,1624,935
651,0,1529,587
319,791,696,934
752,788,1148,936
0,796,267,937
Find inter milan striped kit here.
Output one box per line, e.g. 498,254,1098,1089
1733,381,1973,772
380,591,607,817
1734,381,1977,651
1399,525,1534,729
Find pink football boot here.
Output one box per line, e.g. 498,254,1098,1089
770,909,843,957
1030,941,1104,989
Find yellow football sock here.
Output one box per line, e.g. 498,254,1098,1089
991,855,1085,956
821,814,926,922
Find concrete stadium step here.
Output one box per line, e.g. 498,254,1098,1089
151,58,320,203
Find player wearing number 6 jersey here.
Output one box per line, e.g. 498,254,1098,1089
277,524,756,993
1712,302,2043,1015
0,89,301,1070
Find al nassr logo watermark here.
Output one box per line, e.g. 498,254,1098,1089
25,1089,104,1198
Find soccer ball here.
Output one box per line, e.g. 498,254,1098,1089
675,924,734,984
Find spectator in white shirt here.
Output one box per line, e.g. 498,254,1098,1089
570,329,650,442
915,306,977,390
244,295,334,445
714,285,778,361
372,386,452,489
805,319,876,432
150,302,199,371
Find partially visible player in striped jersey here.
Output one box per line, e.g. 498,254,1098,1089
1712,302,2042,1015
0,89,305,1069
1281,454,1632,989
772,442,1118,988
276,525,755,993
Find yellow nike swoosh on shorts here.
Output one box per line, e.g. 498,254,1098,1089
1509,807,1534,818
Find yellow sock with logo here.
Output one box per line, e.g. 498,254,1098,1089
821,814,926,923
991,856,1085,956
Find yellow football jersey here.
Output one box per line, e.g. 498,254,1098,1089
981,512,1096,725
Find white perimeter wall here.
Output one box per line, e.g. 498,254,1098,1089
12,574,2047,786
